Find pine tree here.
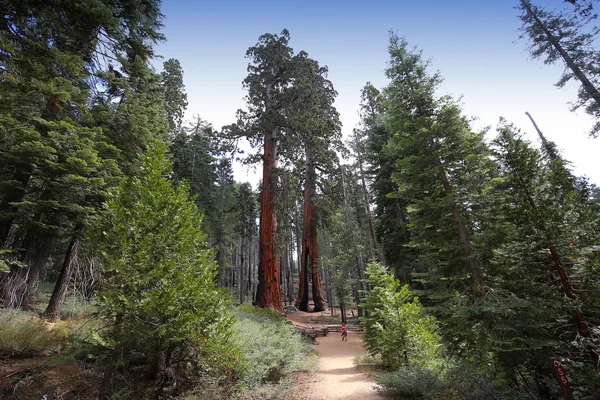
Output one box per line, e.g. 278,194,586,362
92,142,234,396
360,83,414,280
492,119,600,373
519,0,600,136
161,58,188,135
0,0,165,309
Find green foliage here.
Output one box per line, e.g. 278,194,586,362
360,262,440,369
375,364,442,400
92,142,236,377
441,362,540,400
325,204,368,311
0,309,66,356
518,0,600,136
161,58,188,134
233,305,311,387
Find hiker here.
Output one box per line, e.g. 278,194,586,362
341,323,348,341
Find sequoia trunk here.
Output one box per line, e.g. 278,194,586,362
255,130,283,312
295,146,326,312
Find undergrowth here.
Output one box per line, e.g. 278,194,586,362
0,309,68,357
233,304,313,388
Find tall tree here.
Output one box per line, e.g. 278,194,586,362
0,0,165,309
492,119,600,369
241,30,294,312
381,34,500,357
519,0,600,136
360,83,414,280
289,53,343,312
161,58,188,135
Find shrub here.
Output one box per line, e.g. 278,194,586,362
441,362,539,400
375,364,442,400
360,262,440,369
90,144,237,389
0,309,66,356
233,305,312,387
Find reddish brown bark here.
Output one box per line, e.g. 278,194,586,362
295,147,326,312
255,131,283,313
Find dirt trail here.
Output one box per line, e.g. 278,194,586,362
286,311,381,400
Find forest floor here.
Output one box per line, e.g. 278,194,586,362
285,310,382,400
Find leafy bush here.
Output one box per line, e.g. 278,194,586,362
0,309,66,356
91,144,237,386
441,362,539,400
375,364,442,400
360,262,440,369
233,305,312,387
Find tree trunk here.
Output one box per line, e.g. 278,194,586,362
255,130,283,312
429,138,484,291
295,146,326,312
239,237,245,304
355,255,365,318
355,136,382,263
44,222,86,320
0,170,30,246
295,245,310,311
522,0,600,109
287,239,295,303
99,313,124,400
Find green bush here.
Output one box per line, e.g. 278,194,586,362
376,364,442,400
360,262,441,369
233,305,312,387
91,144,237,385
441,362,539,400
0,309,65,356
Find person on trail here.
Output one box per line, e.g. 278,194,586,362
341,323,348,341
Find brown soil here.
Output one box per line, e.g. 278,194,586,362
286,311,381,400
0,357,100,399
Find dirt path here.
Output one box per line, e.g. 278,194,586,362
286,311,381,400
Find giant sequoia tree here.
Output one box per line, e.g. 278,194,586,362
240,30,294,312
289,53,342,312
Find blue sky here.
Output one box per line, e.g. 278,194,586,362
155,0,600,185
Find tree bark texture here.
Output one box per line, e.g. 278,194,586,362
295,146,326,312
255,131,283,312
44,222,86,320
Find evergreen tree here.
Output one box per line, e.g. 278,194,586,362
0,0,165,309
360,83,414,280
492,119,600,377
287,52,343,312
239,30,294,312
92,143,235,396
519,0,600,136
161,58,188,135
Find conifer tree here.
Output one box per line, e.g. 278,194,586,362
519,0,600,136
288,53,343,312
93,143,234,396
239,30,294,312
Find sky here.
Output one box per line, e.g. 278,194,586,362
154,0,600,186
